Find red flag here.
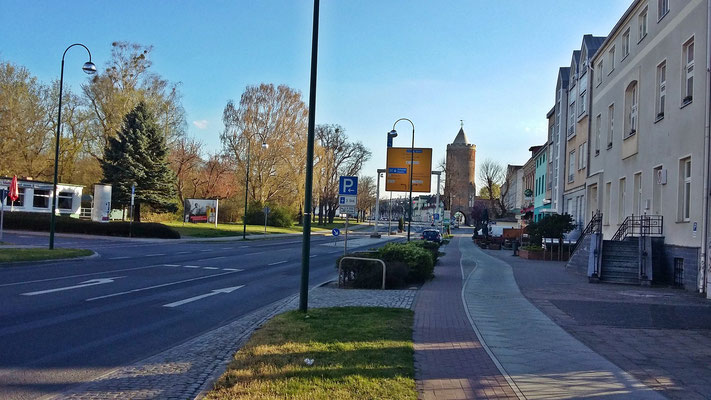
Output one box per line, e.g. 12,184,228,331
9,175,18,202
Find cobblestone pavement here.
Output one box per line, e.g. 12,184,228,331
414,236,520,400
485,248,711,400
460,237,665,400
50,284,416,400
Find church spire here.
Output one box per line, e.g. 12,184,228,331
452,122,469,145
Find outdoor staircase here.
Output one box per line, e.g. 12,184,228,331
600,237,640,284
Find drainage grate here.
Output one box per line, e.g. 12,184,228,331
673,257,684,287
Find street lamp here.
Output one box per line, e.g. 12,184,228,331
243,138,268,240
389,118,415,241
49,44,96,250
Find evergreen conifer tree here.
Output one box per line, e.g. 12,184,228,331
101,101,177,221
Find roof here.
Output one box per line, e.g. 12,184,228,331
592,0,645,63
583,34,607,57
546,106,555,118
571,50,581,69
452,127,469,145
558,67,570,87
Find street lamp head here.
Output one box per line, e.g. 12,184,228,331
388,129,398,138
82,61,97,74
261,142,268,149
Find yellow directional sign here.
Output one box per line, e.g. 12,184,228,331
385,147,432,192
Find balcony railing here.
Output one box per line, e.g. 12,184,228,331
611,214,663,241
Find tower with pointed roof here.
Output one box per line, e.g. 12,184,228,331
444,123,476,222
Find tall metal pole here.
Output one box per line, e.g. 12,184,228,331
50,43,95,250
49,58,65,250
242,139,251,240
388,191,392,235
408,126,414,241
300,0,319,312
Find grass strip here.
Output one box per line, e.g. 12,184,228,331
0,248,93,264
206,307,416,400
162,220,364,238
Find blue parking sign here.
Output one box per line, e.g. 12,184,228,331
339,176,358,195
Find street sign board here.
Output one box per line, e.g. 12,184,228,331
340,205,356,215
434,213,439,220
263,206,271,214
339,176,358,195
332,228,340,237
339,195,357,206
385,147,432,192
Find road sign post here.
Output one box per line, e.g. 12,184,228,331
263,206,271,233
332,228,340,246
0,189,6,242
129,184,135,238
339,176,358,255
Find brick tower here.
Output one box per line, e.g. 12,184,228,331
444,124,476,222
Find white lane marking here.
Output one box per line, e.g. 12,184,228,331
177,252,190,255
163,285,245,308
199,256,226,261
22,277,125,296
239,245,249,248
268,261,287,266
146,253,165,257
163,264,180,267
222,268,243,272
183,265,201,269
310,254,318,258
220,247,232,250
0,265,162,288
329,250,341,254
109,256,130,260
85,271,241,302
200,249,211,252
203,267,219,270
243,252,262,256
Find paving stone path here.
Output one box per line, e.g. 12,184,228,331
52,284,415,400
460,237,666,400
414,237,520,400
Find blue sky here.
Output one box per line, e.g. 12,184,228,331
1,1,632,195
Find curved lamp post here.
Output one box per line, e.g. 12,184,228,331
243,138,269,240
50,44,96,250
389,118,415,241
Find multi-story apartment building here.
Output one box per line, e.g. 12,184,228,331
520,146,541,221
550,68,571,216
502,164,523,215
534,143,550,221
545,107,555,207
587,0,708,293
564,35,607,232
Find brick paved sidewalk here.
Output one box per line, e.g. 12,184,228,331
414,235,519,400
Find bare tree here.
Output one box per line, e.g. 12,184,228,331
356,175,376,222
477,158,505,218
169,136,203,204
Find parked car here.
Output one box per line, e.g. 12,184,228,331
421,229,442,244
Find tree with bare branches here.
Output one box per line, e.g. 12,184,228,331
477,158,505,218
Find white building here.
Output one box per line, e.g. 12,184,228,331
587,0,708,294
0,177,84,218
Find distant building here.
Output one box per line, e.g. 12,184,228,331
501,164,523,215
444,125,476,223
533,143,550,221
0,177,84,218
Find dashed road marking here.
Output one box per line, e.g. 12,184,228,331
203,267,219,270
222,268,243,272
109,256,130,260
268,261,287,266
163,264,180,267
183,265,201,269
146,253,165,257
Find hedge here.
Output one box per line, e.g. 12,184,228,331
3,212,180,239
243,203,296,228
337,241,439,289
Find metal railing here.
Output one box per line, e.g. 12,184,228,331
570,210,602,255
338,257,387,290
611,214,663,241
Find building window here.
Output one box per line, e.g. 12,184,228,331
656,61,666,119
622,28,631,59
619,177,627,223
639,7,648,41
594,114,602,155
683,38,694,105
578,144,584,170
579,91,586,115
568,102,576,135
608,46,616,74
596,61,603,85
634,172,642,215
679,157,691,221
568,151,576,183
604,182,611,225
625,81,638,137
581,142,587,169
658,0,669,21
58,191,73,210
608,104,615,148
5,187,24,207
33,189,50,209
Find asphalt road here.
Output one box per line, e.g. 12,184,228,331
0,229,405,400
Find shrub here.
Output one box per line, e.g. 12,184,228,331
521,245,544,252
243,202,296,228
3,212,180,239
411,240,441,264
525,213,575,246
378,242,434,283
